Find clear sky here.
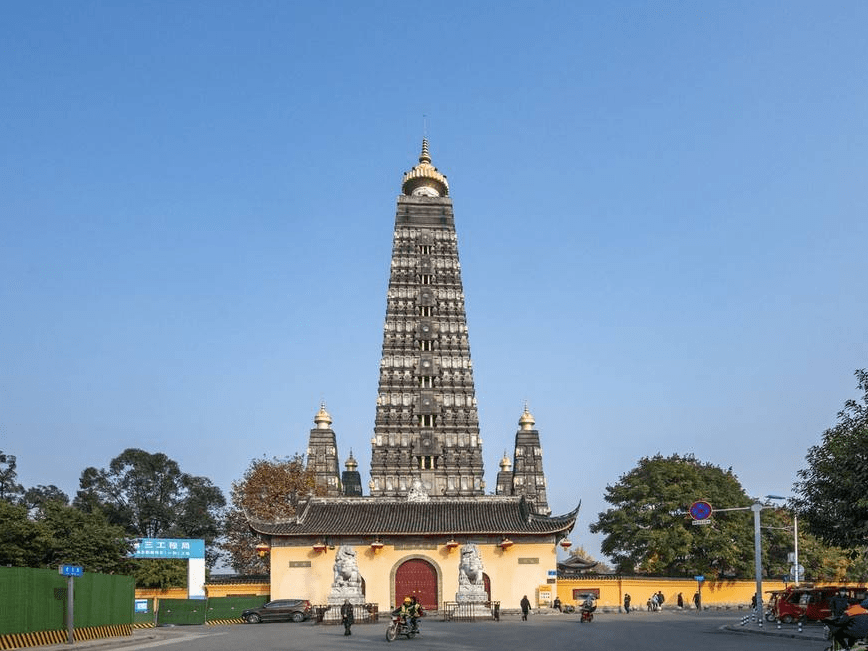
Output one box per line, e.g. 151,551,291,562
2,1,866,563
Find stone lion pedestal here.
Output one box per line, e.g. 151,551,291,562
323,545,365,623
455,543,492,617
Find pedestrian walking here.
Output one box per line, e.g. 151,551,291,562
677,592,684,609
340,599,354,636
624,593,631,613
520,595,531,621
693,592,701,610
830,589,850,618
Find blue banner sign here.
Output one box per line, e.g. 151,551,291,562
59,564,83,576
131,538,205,559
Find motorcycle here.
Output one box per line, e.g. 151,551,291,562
580,605,596,623
386,615,418,642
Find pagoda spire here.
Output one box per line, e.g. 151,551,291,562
401,138,449,197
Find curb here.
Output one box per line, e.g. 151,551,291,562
722,624,824,641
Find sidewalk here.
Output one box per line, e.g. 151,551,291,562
26,626,188,651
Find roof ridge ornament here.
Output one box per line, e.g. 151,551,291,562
407,479,431,502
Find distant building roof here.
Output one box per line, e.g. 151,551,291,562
558,554,600,575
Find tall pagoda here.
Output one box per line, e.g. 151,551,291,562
369,139,483,498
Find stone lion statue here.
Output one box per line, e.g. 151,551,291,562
333,545,361,588
458,543,484,587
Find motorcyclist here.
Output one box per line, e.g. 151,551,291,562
581,595,597,616
392,596,413,629
409,596,424,633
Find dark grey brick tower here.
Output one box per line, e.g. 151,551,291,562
496,407,551,516
341,451,363,497
305,404,342,496
369,140,484,497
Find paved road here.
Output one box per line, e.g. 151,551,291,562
30,611,829,651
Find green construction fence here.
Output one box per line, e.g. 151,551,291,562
0,566,134,636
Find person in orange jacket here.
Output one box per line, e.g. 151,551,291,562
825,602,868,650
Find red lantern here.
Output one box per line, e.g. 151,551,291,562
559,538,573,549
312,542,327,553
255,543,270,558
499,537,514,550
370,539,384,551
445,539,459,550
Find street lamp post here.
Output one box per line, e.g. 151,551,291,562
752,503,763,624
794,514,799,586
766,494,799,586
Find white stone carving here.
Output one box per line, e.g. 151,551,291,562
456,543,487,604
327,545,365,605
407,479,430,502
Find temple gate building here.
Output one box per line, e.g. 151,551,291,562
249,141,578,613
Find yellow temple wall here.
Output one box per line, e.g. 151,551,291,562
554,576,793,610
269,541,558,609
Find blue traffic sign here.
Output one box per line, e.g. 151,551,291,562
689,501,712,520
59,565,83,577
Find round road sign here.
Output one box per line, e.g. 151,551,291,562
689,501,712,520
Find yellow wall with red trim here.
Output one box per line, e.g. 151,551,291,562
553,578,863,609
268,541,558,610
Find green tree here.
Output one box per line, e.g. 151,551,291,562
131,559,188,589
38,501,133,574
0,499,132,573
222,454,320,573
0,500,49,566
793,369,868,551
74,448,225,567
589,453,790,577
0,450,24,503
22,484,70,515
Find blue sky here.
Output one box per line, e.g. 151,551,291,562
2,1,866,562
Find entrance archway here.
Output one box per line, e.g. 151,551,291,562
395,558,438,610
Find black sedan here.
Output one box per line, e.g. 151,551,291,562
242,599,312,623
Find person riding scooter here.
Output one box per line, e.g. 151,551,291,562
580,595,597,622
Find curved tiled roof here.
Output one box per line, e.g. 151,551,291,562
248,496,579,537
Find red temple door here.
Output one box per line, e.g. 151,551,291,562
395,559,438,610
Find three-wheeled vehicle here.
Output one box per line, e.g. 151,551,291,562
768,586,868,623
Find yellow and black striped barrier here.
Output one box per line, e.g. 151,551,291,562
206,618,245,626
0,624,132,649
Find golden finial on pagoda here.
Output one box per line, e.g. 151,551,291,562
314,402,332,429
519,403,535,430
401,139,449,197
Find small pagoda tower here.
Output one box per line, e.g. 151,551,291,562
341,451,363,497
494,450,514,496
305,403,341,496
497,406,551,515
